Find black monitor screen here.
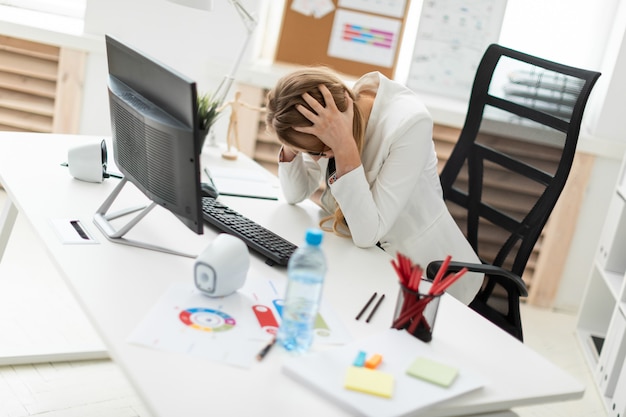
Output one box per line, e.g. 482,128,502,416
105,34,203,235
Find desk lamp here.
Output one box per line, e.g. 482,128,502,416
167,0,257,107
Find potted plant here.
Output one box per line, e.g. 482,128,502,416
197,91,223,147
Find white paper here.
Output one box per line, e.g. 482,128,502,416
128,282,272,369
208,167,280,200
338,0,407,18
283,328,487,417
406,0,507,100
128,273,351,368
291,0,335,18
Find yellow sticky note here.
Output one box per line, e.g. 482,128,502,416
406,357,458,387
344,366,394,398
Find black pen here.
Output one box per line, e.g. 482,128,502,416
256,336,276,361
356,292,377,320
203,167,218,189
366,294,385,323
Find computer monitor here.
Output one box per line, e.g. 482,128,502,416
93,34,204,257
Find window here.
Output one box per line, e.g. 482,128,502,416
0,0,85,19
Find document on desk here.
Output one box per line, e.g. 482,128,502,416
127,282,272,369
208,167,280,200
283,328,487,417
128,272,350,368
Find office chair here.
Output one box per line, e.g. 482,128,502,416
426,44,601,341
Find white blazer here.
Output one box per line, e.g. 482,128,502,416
278,72,482,304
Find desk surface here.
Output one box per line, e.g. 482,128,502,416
0,132,584,417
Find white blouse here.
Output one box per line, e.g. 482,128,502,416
278,72,482,305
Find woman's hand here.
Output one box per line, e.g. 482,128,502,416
293,84,361,178
293,85,355,152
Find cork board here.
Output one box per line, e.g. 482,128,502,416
275,1,410,78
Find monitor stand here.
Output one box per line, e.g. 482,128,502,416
93,177,197,258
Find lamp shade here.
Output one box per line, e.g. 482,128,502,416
167,0,213,11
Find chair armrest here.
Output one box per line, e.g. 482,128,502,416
426,260,528,297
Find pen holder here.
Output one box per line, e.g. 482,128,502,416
391,279,442,343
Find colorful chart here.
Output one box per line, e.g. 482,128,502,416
342,24,394,49
179,307,236,332
272,299,284,317
128,279,350,369
271,298,331,337
328,9,401,68
252,304,279,335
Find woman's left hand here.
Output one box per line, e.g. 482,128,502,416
293,84,355,152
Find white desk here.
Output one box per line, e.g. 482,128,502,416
0,132,584,417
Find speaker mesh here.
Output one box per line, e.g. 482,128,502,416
111,99,178,206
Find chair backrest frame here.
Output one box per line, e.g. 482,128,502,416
440,43,601,278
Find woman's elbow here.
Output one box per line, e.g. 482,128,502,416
351,234,380,249
284,195,303,205
281,188,309,205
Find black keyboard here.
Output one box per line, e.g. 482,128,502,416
201,196,298,266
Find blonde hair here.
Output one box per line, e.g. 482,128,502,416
266,67,366,236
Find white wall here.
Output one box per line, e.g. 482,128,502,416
499,0,616,69
498,0,624,143
584,0,626,142
78,0,264,137
554,155,622,311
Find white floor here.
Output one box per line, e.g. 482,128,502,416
0,189,607,417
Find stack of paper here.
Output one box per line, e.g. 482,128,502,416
282,328,486,417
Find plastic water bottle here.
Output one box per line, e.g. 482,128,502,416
277,228,327,354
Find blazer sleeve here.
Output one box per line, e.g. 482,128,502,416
330,112,434,248
278,153,326,204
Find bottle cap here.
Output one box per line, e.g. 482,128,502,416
305,228,323,246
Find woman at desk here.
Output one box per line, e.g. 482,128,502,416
265,67,482,305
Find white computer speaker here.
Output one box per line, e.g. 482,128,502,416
194,234,249,297
67,139,108,183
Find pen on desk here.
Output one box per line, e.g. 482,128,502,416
356,292,377,320
218,191,278,201
365,294,385,323
256,336,276,361
203,167,218,189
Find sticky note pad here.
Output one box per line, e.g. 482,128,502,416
344,366,394,398
406,357,458,387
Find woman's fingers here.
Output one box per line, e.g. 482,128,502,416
319,84,338,110
293,84,354,149
295,100,317,122
298,85,338,118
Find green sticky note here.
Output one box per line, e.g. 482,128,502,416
344,366,394,398
406,357,458,387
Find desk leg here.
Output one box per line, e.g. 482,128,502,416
0,198,109,365
0,199,18,264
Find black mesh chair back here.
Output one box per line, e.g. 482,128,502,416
428,44,601,341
